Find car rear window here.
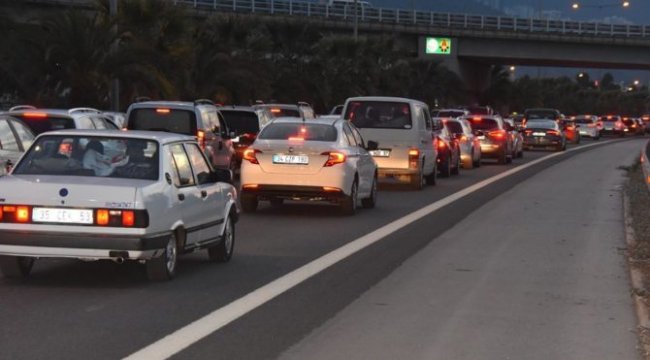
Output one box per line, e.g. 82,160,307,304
445,121,463,134
128,108,196,135
345,101,412,129
17,116,75,135
468,118,499,131
525,120,557,129
526,111,558,120
574,117,594,124
14,135,159,180
258,123,337,142
220,110,260,135
435,111,465,118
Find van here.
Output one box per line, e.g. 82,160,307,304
125,100,236,171
342,96,437,189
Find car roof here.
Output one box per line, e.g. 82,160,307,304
270,117,339,126
345,96,427,107
128,101,214,110
34,129,194,144
218,106,258,112
7,108,81,118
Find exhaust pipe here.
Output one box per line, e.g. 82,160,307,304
113,257,125,264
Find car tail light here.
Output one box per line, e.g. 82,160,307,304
437,139,447,150
322,152,346,167
22,112,47,118
547,130,560,136
408,149,419,169
0,205,31,223
243,149,261,164
460,135,468,142
288,136,305,142
271,108,281,114
156,108,171,114
122,211,135,227
323,186,342,192
488,130,507,140
197,130,206,150
96,209,110,225
95,209,148,227
524,130,533,136
16,206,30,223
242,184,259,190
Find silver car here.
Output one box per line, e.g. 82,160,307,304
573,115,601,140
445,118,482,168
240,117,378,215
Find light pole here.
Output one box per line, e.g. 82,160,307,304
109,0,119,111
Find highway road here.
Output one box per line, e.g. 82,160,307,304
0,138,643,360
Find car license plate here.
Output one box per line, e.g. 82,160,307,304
369,149,391,157
533,132,546,136
32,207,94,224
272,154,309,165
605,127,613,130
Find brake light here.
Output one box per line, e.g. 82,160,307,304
156,108,171,114
23,112,47,118
322,152,346,167
16,206,30,223
472,116,482,121
243,149,261,164
271,108,281,114
96,209,110,225
408,148,419,169
288,137,305,142
547,130,560,136
323,186,342,192
197,130,206,149
460,135,468,142
488,130,507,140
122,211,135,227
437,139,447,150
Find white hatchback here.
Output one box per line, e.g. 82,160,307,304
240,118,378,215
0,130,239,281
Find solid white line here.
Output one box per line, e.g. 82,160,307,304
125,140,613,360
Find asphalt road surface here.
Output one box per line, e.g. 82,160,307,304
0,138,643,360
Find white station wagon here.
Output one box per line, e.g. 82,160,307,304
0,130,239,281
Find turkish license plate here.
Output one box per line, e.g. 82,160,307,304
605,127,613,130
32,207,94,224
272,154,309,164
369,149,391,157
532,132,546,137
579,130,588,134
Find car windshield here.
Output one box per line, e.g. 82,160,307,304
128,108,196,135
526,111,558,120
221,110,260,135
258,123,337,142
525,120,557,129
13,135,159,180
445,121,464,134
345,101,412,129
16,115,75,135
468,118,499,131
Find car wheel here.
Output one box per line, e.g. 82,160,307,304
361,175,377,209
451,151,460,175
473,154,481,168
208,215,235,262
439,155,451,177
340,180,358,215
241,194,258,213
498,149,507,164
0,256,34,278
269,198,284,208
146,232,178,281
425,163,437,186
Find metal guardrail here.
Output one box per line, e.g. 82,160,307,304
172,0,650,38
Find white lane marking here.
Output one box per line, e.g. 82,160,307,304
126,140,613,360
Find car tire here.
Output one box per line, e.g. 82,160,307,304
439,155,451,177
146,232,178,281
0,256,34,278
269,198,284,208
340,180,358,215
208,215,235,263
361,176,378,209
425,163,437,186
241,194,258,213
451,151,460,175
498,149,507,164
473,154,481,168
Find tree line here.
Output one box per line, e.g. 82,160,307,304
0,0,647,116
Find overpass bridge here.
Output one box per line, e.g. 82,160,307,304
15,0,650,92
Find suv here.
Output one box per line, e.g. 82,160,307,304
125,100,236,171
218,106,273,167
7,106,120,135
342,96,438,189
0,115,35,176
253,102,316,120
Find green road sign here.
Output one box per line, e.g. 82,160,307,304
425,37,452,55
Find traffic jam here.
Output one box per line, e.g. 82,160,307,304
0,98,646,281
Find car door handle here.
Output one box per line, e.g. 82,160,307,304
201,190,208,198
178,193,185,201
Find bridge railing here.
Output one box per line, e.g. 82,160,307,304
171,0,650,38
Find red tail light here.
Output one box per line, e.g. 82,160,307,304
22,112,47,119
197,130,206,150
288,136,305,142
16,206,30,223
122,211,135,227
96,209,110,225
547,130,560,136
156,108,171,114
488,130,507,140
322,152,346,167
437,139,447,150
243,149,261,164
408,149,419,169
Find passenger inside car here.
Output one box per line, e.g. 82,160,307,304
82,140,128,176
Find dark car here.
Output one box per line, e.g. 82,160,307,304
523,119,566,151
434,121,461,177
0,115,35,176
524,108,562,123
622,117,644,136
466,116,513,164
219,106,273,166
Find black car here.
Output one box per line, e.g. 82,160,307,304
434,122,461,177
523,119,567,151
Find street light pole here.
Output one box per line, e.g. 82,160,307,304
109,0,120,111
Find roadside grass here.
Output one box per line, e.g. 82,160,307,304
624,160,650,359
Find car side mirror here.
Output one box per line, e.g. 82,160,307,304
213,168,233,184
366,140,379,151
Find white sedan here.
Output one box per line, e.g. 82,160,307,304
0,130,239,281
240,117,378,215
